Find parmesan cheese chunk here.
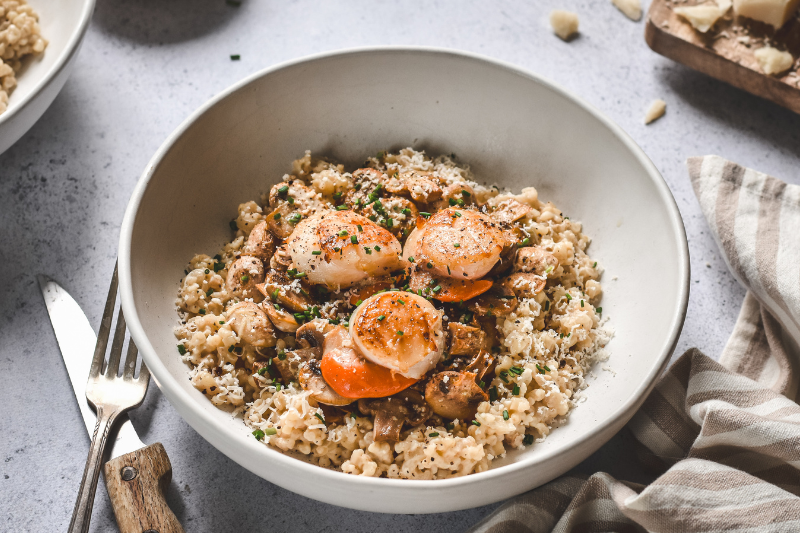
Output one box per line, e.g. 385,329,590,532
644,99,667,124
733,0,800,28
612,0,642,20
674,3,728,32
550,10,580,40
754,46,794,75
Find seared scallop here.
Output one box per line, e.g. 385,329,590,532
349,291,444,379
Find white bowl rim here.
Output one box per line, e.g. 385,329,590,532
0,0,96,128
119,46,690,493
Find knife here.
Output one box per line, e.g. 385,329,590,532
38,275,184,533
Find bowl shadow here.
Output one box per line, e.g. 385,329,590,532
93,0,244,45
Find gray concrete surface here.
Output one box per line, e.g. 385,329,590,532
2,0,799,531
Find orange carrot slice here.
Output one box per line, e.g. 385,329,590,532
321,348,417,399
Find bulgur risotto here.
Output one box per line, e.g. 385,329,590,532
0,0,47,114
175,148,610,479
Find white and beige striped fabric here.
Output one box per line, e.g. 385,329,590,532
470,156,800,533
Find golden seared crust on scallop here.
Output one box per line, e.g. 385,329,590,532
416,208,506,280
288,210,403,289
350,291,444,379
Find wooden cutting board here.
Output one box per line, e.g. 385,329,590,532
645,0,800,114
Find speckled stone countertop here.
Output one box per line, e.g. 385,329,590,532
2,1,799,531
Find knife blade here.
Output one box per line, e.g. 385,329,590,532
37,275,145,458
38,274,184,533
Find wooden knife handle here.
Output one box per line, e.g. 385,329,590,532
104,443,185,533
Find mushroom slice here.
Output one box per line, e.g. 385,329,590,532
465,350,496,382
299,359,353,406
393,388,432,426
243,220,277,262
273,347,317,383
226,256,265,302
514,246,558,275
269,243,293,271
467,284,518,317
296,319,334,350
385,170,443,204
227,302,277,347
358,397,410,442
262,304,300,333
262,269,314,312
491,199,532,225
447,322,485,356
266,204,298,240
502,272,546,299
424,371,489,421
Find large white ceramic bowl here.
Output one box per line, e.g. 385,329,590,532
119,47,689,514
0,0,94,155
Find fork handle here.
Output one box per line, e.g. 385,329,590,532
105,442,185,533
68,406,120,533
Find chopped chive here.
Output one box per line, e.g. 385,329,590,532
378,315,386,321
206,289,214,298
397,330,404,336
277,350,286,360
258,366,268,376
214,262,225,272
252,429,265,440
432,285,442,293
536,364,545,374
397,299,405,305
565,293,572,301
177,344,187,355
356,299,363,306
288,213,302,224
350,235,358,244
336,205,349,211
544,300,550,311
427,262,433,268
287,196,294,205
518,238,530,247
333,191,343,200
509,366,524,375
357,224,363,232
420,212,431,218
278,185,289,194
479,380,485,388
275,383,282,391
462,190,471,197
198,309,206,315
241,275,249,283
523,434,534,445
219,320,225,325
544,365,551,372
408,256,415,263
312,250,322,255
472,420,481,427
402,208,411,215
512,384,520,395
454,211,462,217
328,318,340,325
453,243,460,248
264,428,277,436
503,410,509,421
374,246,381,252
596,307,603,313
204,268,210,274
429,432,440,437
314,413,325,424
593,261,598,268
365,247,373,255
545,265,553,274
228,345,235,352
448,198,457,206
499,370,509,383
581,300,584,307
273,213,281,220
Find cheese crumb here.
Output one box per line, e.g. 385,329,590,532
674,0,730,32
733,0,800,28
550,10,580,40
612,0,642,20
644,99,667,124
754,46,794,76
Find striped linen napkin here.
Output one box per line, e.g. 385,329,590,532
469,155,800,533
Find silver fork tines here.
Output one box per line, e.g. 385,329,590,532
68,262,150,533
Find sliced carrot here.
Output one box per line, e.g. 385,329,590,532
409,270,493,302
321,349,417,399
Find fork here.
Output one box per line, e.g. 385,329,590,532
68,265,150,533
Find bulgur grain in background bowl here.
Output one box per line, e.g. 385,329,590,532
0,0,94,155
119,47,689,514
